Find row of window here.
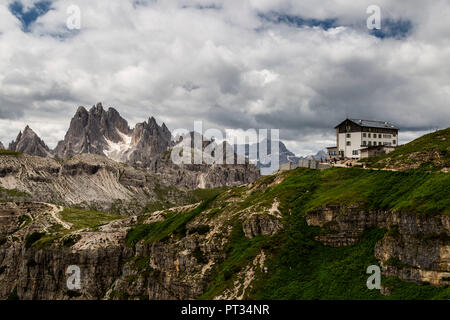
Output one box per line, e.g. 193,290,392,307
346,133,397,139
362,133,396,138
361,141,396,146
347,141,396,146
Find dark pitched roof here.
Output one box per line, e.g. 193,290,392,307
335,118,399,130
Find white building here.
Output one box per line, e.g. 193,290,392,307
328,119,399,160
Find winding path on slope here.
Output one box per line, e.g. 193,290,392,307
46,203,72,230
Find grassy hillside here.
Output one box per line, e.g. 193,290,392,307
0,150,21,156
363,127,450,171
126,167,450,300
200,168,450,299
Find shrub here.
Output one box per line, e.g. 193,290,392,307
25,232,45,249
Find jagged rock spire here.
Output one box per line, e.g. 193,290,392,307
54,103,172,167
54,102,131,158
9,126,51,157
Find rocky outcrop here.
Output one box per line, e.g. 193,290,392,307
242,200,283,239
8,126,52,158
306,204,450,286
54,103,132,159
0,153,157,213
0,180,285,300
126,117,172,167
0,153,259,214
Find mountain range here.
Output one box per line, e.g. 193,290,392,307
0,103,260,202
2,102,325,175
234,139,327,174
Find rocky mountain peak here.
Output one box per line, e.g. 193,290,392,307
54,103,173,167
148,116,158,127
127,116,172,167
8,126,51,158
54,102,131,158
161,123,170,135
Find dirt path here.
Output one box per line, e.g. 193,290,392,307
46,203,72,230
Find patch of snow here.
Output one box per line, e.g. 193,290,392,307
103,130,133,162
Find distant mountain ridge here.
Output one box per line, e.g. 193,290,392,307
235,139,327,174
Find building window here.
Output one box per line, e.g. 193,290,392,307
363,133,367,138
378,134,382,138
346,125,351,132
362,141,367,146
373,141,377,145
368,141,372,146
352,150,359,156
383,134,391,138
379,142,382,146
346,133,351,138
368,133,371,138
393,140,396,145
346,141,351,146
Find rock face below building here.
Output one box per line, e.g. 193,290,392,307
1,167,448,300
306,204,450,286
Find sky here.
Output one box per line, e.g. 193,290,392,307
0,0,449,156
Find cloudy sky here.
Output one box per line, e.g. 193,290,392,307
0,0,449,156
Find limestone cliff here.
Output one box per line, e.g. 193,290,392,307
306,205,450,286
0,167,448,300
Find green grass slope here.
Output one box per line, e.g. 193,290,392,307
363,127,450,171
127,167,450,300
196,168,450,299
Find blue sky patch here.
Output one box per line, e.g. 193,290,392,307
259,12,339,31
9,0,53,32
259,11,412,40
369,18,413,39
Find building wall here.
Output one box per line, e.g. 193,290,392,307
337,127,399,159
360,146,396,159
338,132,363,159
